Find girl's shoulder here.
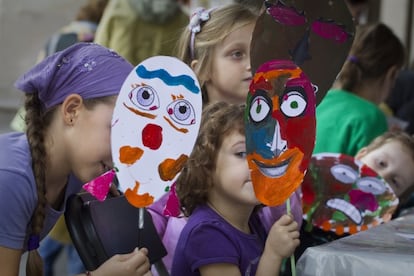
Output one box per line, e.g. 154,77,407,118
0,132,32,174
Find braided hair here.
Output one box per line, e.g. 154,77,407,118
24,93,56,276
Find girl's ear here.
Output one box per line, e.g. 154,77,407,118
190,59,199,71
355,147,368,160
61,94,83,126
381,65,400,100
191,59,210,84
386,65,400,84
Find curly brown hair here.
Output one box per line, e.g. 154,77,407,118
176,102,246,216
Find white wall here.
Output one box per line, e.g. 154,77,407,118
380,0,414,65
0,0,84,109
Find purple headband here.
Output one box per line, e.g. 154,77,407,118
189,7,214,60
348,55,359,64
15,42,133,111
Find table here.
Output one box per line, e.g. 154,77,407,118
296,215,414,276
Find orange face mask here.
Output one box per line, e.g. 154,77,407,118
245,60,316,206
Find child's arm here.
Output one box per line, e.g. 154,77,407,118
255,214,300,276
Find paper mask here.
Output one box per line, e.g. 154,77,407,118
245,60,316,206
251,0,355,104
302,153,399,235
245,0,355,206
111,56,202,208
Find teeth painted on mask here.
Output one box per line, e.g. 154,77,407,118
326,198,362,225
254,159,289,178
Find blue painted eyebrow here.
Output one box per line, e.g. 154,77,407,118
136,65,200,94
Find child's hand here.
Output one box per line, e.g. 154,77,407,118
265,214,300,259
91,247,152,276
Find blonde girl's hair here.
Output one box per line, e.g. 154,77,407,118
176,102,245,216
24,93,115,276
175,3,258,104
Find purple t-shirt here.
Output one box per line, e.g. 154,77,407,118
0,132,83,251
171,204,267,276
148,188,302,275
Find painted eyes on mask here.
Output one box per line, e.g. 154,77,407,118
249,95,271,123
280,90,307,117
356,177,387,195
331,164,387,195
249,87,307,123
166,99,197,126
129,85,160,111
330,164,358,184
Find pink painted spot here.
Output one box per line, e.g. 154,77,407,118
349,189,379,212
82,169,115,201
311,20,349,44
163,183,181,217
267,3,306,26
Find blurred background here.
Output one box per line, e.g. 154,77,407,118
0,0,413,134
0,0,412,275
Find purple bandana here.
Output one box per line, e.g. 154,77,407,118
15,42,133,110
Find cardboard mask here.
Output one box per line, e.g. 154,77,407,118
245,0,355,206
111,56,202,208
302,153,399,235
245,60,316,206
251,0,355,104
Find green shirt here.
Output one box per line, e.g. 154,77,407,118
314,89,388,156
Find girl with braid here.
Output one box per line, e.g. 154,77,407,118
0,43,151,276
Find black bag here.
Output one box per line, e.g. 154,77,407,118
65,192,168,274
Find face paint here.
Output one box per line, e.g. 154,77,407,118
245,60,316,206
111,56,202,208
302,153,399,235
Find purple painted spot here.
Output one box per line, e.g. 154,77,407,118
349,189,379,212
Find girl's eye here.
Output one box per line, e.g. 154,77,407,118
231,50,244,59
128,85,159,111
378,160,387,168
166,99,197,126
391,178,400,188
236,151,247,158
